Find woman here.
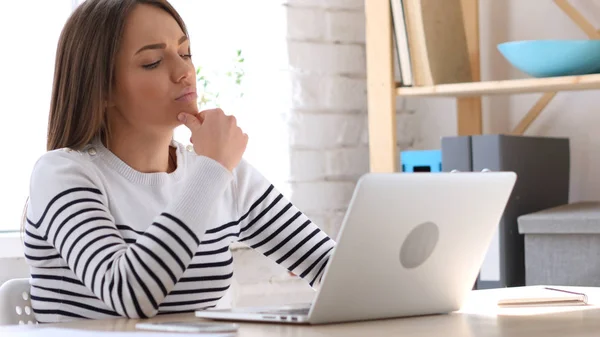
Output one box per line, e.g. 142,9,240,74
24,0,335,323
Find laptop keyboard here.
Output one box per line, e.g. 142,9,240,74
259,308,310,316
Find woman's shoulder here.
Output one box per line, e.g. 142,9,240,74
31,145,101,183
35,145,98,167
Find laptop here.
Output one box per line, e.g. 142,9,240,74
195,171,517,325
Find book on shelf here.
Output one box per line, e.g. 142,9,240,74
390,0,413,87
391,0,473,87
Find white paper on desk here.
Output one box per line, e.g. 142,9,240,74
1,327,236,337
497,286,588,307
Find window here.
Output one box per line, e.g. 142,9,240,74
0,1,290,233
0,1,74,232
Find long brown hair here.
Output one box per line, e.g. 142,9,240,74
47,0,188,151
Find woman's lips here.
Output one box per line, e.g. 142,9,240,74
175,91,198,102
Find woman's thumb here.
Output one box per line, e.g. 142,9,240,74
178,112,201,131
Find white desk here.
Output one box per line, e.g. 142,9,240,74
3,286,600,336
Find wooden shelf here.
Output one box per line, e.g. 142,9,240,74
396,73,600,97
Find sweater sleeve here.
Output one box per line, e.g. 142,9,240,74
26,150,233,318
234,159,336,288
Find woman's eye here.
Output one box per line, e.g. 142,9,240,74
180,54,192,60
143,60,161,69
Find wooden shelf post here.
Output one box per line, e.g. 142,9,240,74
457,0,483,136
555,0,600,39
365,0,398,173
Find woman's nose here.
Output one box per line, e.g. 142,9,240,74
172,57,195,83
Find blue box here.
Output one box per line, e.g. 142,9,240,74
401,150,442,173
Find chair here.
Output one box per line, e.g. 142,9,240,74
0,278,37,325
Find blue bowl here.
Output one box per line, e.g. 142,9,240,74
497,40,600,77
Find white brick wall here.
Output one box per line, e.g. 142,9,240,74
283,0,364,10
287,181,356,214
326,10,366,43
287,42,365,75
287,113,366,149
290,74,367,110
396,110,420,148
325,146,370,180
286,8,326,41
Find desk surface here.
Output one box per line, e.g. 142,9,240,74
3,286,600,336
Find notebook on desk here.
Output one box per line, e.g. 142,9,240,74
497,287,588,307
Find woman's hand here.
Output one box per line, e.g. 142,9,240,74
178,109,248,172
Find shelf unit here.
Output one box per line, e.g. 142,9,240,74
365,0,600,173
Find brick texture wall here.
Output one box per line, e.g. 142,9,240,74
286,0,368,239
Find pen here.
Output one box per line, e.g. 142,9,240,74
544,287,586,296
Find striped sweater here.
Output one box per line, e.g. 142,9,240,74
24,138,335,323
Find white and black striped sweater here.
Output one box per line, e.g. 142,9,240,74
24,138,335,323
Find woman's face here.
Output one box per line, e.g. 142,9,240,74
108,4,197,134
